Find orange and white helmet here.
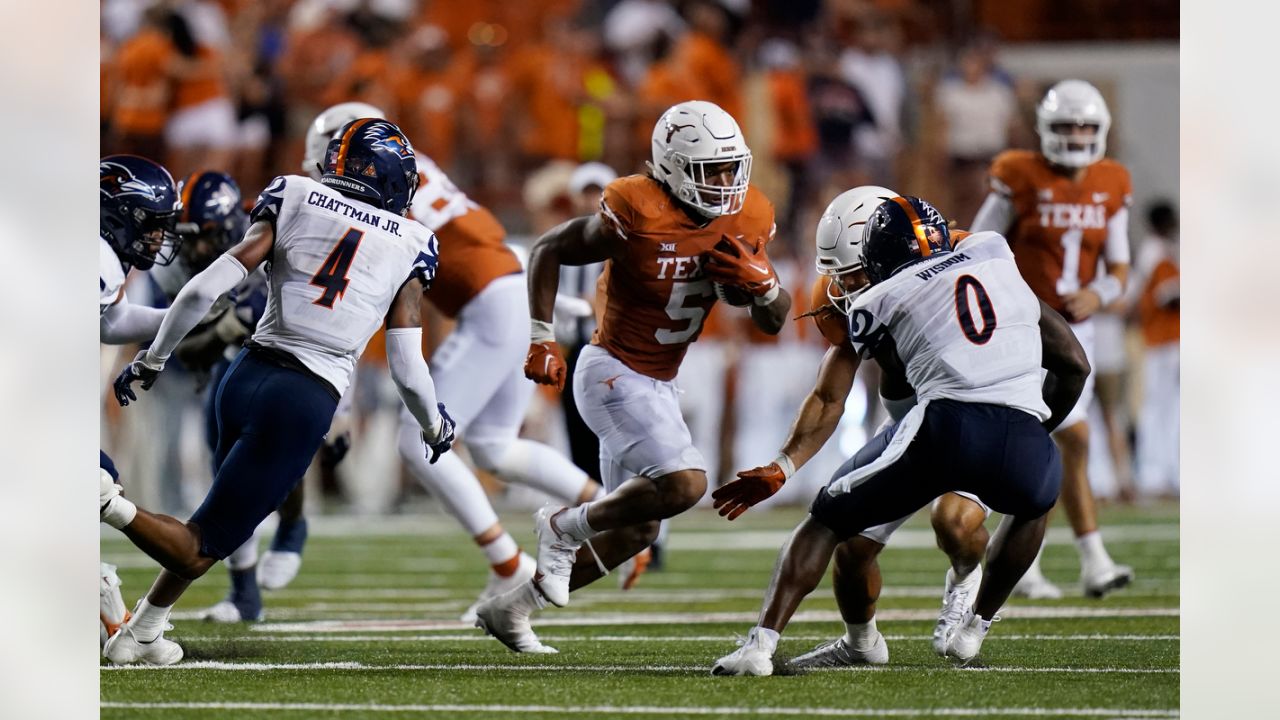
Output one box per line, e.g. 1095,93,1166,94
648,100,752,218
1036,80,1110,169
304,102,386,180
815,185,898,314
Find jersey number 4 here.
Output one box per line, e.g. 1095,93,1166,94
954,275,997,345
311,228,364,308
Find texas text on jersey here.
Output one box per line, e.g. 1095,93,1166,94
593,174,775,381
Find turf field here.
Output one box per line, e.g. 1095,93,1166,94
100,502,1179,719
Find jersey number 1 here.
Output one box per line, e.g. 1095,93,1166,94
311,228,364,308
954,275,997,345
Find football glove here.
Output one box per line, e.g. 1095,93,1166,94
712,462,789,521
524,341,568,391
113,350,165,407
704,234,779,298
422,403,456,464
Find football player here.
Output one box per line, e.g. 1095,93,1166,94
101,119,455,665
772,186,995,667
712,197,1091,674
308,103,605,622
970,80,1133,598
99,154,183,646
474,100,793,653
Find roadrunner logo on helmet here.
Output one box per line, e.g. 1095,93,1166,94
860,196,953,286
648,100,752,218
321,118,420,216
814,185,899,314
100,155,182,271
1036,79,1111,169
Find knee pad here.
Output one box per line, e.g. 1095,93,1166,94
466,436,511,474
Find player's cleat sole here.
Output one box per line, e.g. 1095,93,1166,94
102,624,183,666
532,505,579,608
933,565,982,656
789,634,889,669
462,553,537,624
259,551,303,591
473,594,558,654
1083,564,1134,599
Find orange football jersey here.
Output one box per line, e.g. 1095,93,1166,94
1139,255,1179,347
989,150,1132,314
593,175,776,380
410,155,522,319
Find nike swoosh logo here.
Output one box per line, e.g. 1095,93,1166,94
746,262,769,274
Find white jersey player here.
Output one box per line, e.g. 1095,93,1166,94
101,119,455,666
712,196,1091,674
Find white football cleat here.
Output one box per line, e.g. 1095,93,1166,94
473,591,558,654
944,610,991,664
200,599,263,623
462,552,537,624
1011,566,1063,600
789,633,889,669
258,551,303,591
712,627,777,676
933,565,983,655
532,506,580,608
617,547,652,591
102,621,183,666
1082,563,1134,599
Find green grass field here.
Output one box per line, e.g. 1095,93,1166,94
100,502,1179,719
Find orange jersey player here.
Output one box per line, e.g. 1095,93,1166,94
474,100,793,654
970,79,1134,600
307,103,603,628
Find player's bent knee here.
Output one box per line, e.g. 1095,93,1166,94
628,519,662,548
655,469,707,514
466,437,509,474
836,536,884,570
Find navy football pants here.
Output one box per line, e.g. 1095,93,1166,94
810,399,1061,541
189,348,337,560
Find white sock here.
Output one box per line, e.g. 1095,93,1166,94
1075,531,1113,570
480,533,520,570
750,626,780,652
555,503,597,542
843,617,879,651
130,598,171,642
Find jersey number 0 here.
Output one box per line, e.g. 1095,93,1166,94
954,275,998,345
310,228,364,308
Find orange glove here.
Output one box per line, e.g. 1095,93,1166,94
712,461,790,520
524,341,567,391
704,234,779,298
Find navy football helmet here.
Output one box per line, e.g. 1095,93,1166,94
860,196,952,285
320,118,419,216
176,171,249,273
100,155,182,270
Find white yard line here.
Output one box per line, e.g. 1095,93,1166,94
100,661,1177,674
99,701,1179,717
251,606,1179,634
176,633,1178,644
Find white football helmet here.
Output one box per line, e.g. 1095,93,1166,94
648,100,752,218
1036,80,1110,169
303,101,386,180
815,185,899,314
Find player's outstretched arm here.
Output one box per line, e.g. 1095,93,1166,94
100,296,167,345
713,342,860,520
525,214,618,390
385,277,454,463
1038,299,1092,432
112,221,273,406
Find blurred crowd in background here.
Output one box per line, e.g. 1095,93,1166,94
100,0,1180,518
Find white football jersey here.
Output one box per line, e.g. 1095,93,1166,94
249,175,439,395
408,152,478,231
847,231,1049,421
100,236,127,315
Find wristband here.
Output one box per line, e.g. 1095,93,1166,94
753,284,781,306
530,318,555,344
774,452,796,479
1087,274,1122,306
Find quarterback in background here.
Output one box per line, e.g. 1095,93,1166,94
475,100,792,653
971,79,1133,599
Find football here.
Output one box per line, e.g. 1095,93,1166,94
714,282,754,307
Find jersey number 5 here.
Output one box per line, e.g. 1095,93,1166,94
954,275,997,345
311,228,364,308
656,280,716,345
